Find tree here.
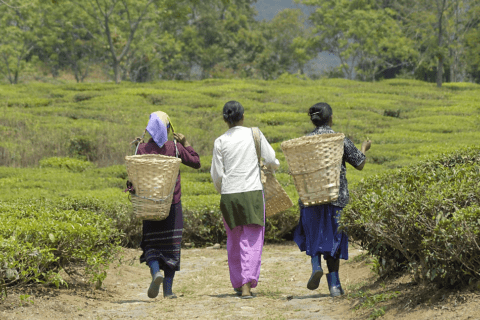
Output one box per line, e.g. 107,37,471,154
0,0,39,84
188,0,262,78
297,0,415,81
465,5,480,82
386,0,480,86
36,1,103,82
73,0,181,84
256,9,315,79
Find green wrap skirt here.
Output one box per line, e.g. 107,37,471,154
220,190,264,230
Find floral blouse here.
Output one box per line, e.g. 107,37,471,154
303,125,366,208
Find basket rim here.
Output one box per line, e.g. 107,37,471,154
125,154,181,164
281,132,345,150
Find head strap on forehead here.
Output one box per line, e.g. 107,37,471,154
151,111,175,133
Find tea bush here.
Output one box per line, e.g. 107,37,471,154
39,156,96,172
0,160,139,247
0,200,121,288
2,79,478,171
341,146,480,287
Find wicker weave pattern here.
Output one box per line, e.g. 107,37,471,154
252,127,293,217
125,154,181,220
281,133,344,206
263,171,294,217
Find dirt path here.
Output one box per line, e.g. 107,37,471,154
1,242,480,320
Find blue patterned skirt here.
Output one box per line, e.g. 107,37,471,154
140,201,183,271
293,203,348,260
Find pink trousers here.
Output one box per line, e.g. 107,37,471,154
223,217,265,289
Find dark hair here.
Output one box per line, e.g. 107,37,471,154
308,102,332,127
223,101,244,124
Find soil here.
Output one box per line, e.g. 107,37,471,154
1,242,480,320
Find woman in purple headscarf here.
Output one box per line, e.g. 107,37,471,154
136,111,201,299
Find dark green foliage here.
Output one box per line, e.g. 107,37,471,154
7,99,52,108
341,147,480,287
39,156,96,172
73,93,98,102
183,206,225,245
383,109,401,118
182,203,300,245
149,95,164,105
68,136,98,161
0,200,121,288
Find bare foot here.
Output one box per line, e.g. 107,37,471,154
241,282,252,298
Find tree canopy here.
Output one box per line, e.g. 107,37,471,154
0,0,479,84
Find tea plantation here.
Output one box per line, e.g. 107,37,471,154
1,77,479,288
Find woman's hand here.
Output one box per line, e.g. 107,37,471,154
174,133,190,147
361,140,372,153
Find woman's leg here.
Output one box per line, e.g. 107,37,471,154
223,219,264,295
147,260,163,299
223,218,243,290
325,256,344,297
163,267,177,298
307,254,324,290
326,257,340,273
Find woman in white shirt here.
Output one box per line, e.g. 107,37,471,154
211,101,280,298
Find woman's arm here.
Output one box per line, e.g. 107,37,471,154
174,133,201,169
343,138,368,171
210,139,224,193
260,130,280,171
355,140,372,170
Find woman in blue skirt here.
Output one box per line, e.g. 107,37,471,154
293,102,371,297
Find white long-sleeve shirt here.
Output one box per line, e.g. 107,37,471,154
211,126,280,194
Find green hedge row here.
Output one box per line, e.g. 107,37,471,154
0,200,121,289
0,157,301,252
341,147,480,287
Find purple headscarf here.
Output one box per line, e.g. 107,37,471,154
146,112,170,148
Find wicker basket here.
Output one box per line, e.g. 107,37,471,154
281,133,344,206
251,127,293,217
125,154,182,220
263,171,294,217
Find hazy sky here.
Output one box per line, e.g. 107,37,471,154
253,0,308,21
252,0,340,74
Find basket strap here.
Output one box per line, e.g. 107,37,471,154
252,127,261,164
251,127,267,193
134,129,147,155
174,139,179,158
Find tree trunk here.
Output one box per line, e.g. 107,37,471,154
74,62,80,83
437,55,443,87
114,59,121,84
436,0,445,88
